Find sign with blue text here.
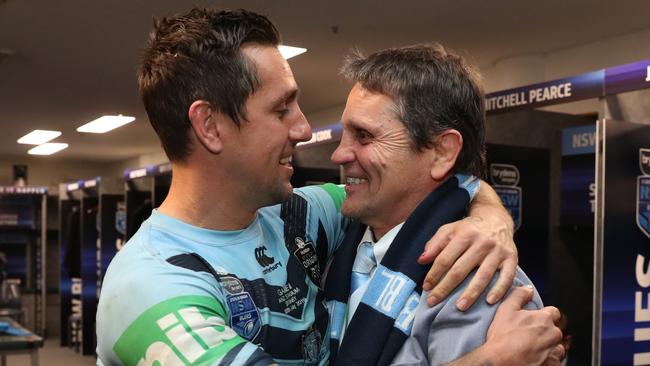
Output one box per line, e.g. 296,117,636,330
297,123,342,148
486,60,650,114
637,149,650,238
561,125,597,226
490,163,522,231
487,144,549,302
486,71,603,114
597,120,650,366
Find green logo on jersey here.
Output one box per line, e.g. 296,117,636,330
113,295,243,366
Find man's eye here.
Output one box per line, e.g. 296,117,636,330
277,108,290,118
356,130,372,142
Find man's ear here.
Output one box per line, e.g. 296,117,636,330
188,100,223,154
430,129,463,181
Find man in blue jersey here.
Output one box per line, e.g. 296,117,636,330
326,44,563,365
96,8,540,366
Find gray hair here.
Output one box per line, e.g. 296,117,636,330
341,43,486,177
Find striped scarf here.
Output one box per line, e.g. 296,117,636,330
324,175,479,365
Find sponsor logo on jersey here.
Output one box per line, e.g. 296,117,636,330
637,149,650,238
113,296,242,366
254,246,275,267
255,245,283,274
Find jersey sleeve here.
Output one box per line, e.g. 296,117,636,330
97,253,274,366
111,295,273,366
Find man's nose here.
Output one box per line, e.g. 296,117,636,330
289,109,312,143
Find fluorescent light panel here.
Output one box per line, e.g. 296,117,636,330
28,143,68,155
77,115,135,133
278,45,307,60
17,129,61,145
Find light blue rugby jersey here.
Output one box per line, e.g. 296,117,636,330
96,184,347,366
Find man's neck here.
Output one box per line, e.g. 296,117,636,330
158,163,258,231
367,180,442,240
368,206,416,240
371,223,400,241
370,226,388,241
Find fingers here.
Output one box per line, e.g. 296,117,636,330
540,307,564,349
540,344,565,366
423,237,473,304
427,240,490,308
418,223,453,265
498,285,534,312
456,252,503,310
428,234,504,310
422,225,472,293
486,256,517,304
542,306,562,324
421,214,519,310
551,343,566,360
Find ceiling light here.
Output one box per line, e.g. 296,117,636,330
27,143,68,155
77,115,135,133
17,129,61,145
278,45,307,60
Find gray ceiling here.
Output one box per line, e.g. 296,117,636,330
1,0,649,162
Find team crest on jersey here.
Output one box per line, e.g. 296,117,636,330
490,164,522,231
637,149,650,238
227,292,261,341
220,275,245,294
301,326,322,363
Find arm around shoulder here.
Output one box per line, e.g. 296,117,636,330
443,286,563,366
419,179,519,311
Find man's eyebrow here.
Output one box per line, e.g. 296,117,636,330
347,116,375,133
271,88,299,107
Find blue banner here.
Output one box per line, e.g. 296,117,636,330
66,178,100,192
0,199,35,227
486,71,603,114
297,123,342,149
604,60,650,96
560,125,596,226
487,145,549,302
599,120,650,366
486,60,650,114
562,125,597,156
59,198,80,347
81,196,98,355
0,186,47,195
123,162,172,180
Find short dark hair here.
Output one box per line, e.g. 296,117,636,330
341,43,486,177
138,8,281,161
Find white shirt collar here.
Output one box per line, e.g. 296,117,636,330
361,222,405,266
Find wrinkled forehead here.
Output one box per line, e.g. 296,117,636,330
343,84,404,129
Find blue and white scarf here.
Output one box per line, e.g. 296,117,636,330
324,175,479,365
